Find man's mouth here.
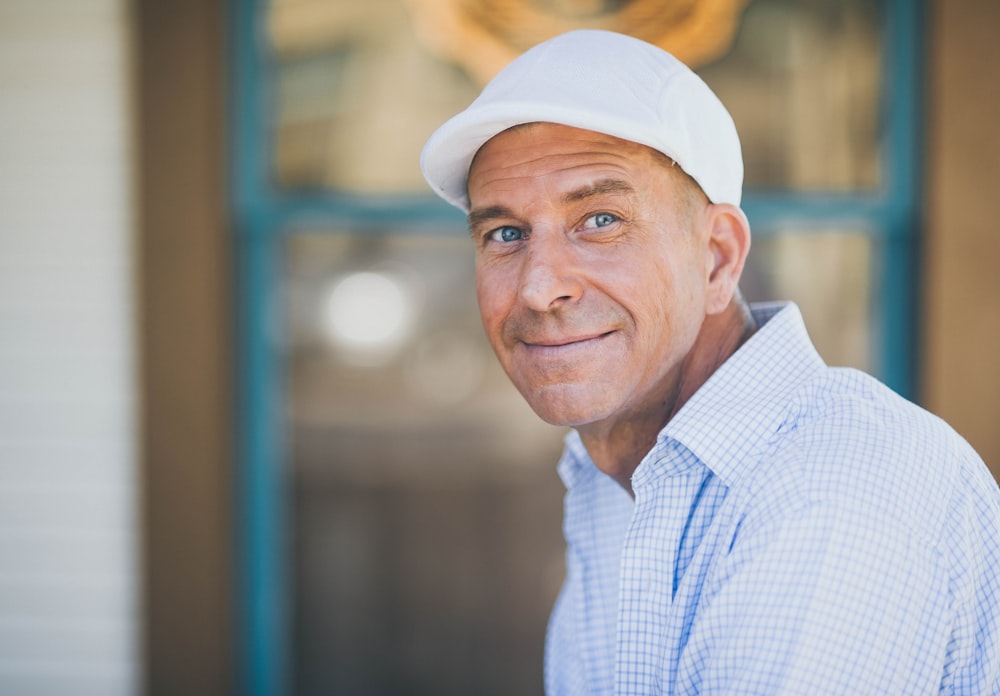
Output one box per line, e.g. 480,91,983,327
521,330,616,353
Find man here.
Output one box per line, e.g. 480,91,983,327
421,30,1000,694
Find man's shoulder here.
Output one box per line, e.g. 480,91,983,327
790,365,975,461
743,365,998,546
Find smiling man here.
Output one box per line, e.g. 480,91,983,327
468,124,753,493
421,30,1000,695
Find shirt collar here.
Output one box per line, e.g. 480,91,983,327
557,302,825,492
638,301,825,488
557,428,594,491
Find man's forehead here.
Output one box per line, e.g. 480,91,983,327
467,177,638,228
467,122,687,201
470,123,665,180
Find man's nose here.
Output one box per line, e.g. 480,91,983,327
518,234,583,312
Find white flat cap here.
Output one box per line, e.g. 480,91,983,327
420,29,744,213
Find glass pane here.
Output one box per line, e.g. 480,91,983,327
284,232,567,695
267,0,883,194
743,229,878,372
699,0,883,190
268,0,480,191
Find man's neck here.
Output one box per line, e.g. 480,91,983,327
579,298,757,496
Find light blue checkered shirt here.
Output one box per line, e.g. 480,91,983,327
545,302,1000,695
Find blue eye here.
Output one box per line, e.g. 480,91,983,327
490,226,524,243
592,213,617,227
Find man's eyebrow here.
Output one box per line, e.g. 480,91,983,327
467,205,513,232
563,179,635,203
466,180,634,232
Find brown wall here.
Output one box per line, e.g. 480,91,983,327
924,0,1000,479
136,0,233,693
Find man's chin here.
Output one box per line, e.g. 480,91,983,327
519,384,613,429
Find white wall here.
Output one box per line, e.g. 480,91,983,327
0,1,139,694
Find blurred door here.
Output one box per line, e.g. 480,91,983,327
232,0,918,693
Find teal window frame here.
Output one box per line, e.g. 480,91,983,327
229,1,924,693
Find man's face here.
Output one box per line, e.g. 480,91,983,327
467,123,713,431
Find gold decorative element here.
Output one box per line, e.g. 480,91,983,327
403,0,751,84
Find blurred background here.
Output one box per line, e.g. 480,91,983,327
1,0,998,694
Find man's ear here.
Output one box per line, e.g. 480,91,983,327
704,203,751,315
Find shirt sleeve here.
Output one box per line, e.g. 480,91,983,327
675,496,952,695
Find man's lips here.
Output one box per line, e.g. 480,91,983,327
519,330,617,352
